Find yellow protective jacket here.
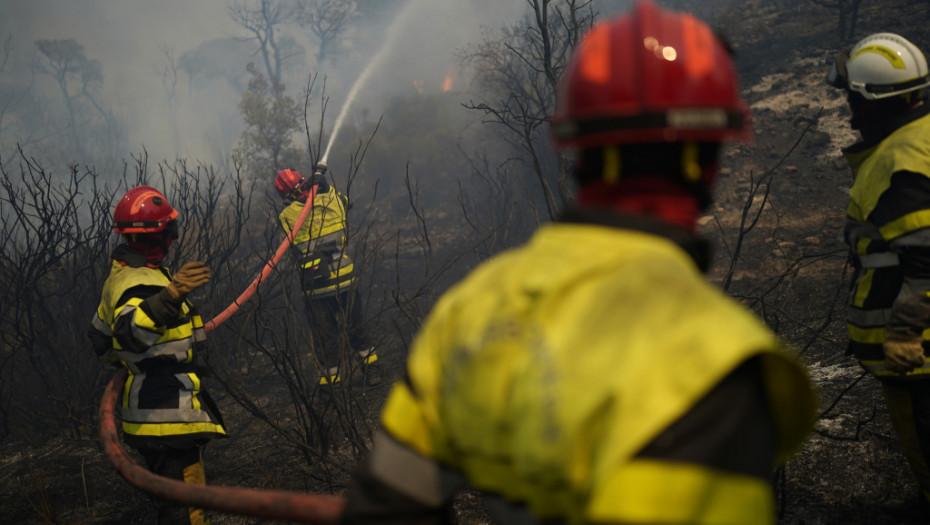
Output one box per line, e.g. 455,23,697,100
89,250,226,439
845,109,930,377
279,184,356,297
374,221,816,524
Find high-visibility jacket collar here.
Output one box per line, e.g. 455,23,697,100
111,243,163,270
843,103,930,164
560,207,711,272
846,110,930,221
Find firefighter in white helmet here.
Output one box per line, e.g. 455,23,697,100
828,32,930,506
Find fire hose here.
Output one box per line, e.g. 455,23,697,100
100,182,349,522
100,368,345,523
204,183,318,332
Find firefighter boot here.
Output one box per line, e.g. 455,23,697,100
358,347,382,386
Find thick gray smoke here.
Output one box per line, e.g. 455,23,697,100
0,0,241,165
0,0,526,170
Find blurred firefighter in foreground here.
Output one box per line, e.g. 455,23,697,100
89,186,224,525
275,164,378,387
828,33,930,506
342,2,816,524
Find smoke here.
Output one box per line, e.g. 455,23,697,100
0,0,241,164
320,0,525,105
0,0,527,170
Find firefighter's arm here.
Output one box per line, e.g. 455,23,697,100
873,171,930,372
111,285,181,353
343,365,463,524
587,358,778,524
88,309,120,366
111,262,209,352
342,427,461,525
885,278,930,373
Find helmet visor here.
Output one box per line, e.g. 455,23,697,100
861,75,930,97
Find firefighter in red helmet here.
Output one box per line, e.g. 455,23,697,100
341,2,815,524
89,185,224,525
275,164,377,388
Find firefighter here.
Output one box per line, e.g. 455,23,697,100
275,165,377,387
827,33,930,505
341,2,816,524
89,186,224,525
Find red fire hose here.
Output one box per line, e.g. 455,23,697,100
100,185,347,522
100,369,345,523
204,184,318,333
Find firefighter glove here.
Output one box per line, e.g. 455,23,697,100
884,338,926,374
166,261,211,300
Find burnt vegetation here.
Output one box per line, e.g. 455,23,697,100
2,0,930,523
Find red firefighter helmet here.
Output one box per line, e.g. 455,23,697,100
113,186,179,234
551,0,750,148
275,168,306,198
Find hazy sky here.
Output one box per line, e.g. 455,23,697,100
0,0,526,165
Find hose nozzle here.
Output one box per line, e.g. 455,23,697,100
314,161,328,177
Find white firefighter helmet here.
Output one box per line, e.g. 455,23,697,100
828,32,930,100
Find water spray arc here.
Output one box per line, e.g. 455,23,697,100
319,0,419,166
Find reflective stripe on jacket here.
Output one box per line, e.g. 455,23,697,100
279,186,356,297
378,223,816,524
845,112,930,377
91,258,225,438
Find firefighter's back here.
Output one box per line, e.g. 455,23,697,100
385,221,814,523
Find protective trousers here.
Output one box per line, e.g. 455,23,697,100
138,445,208,525
881,379,930,503
304,289,367,374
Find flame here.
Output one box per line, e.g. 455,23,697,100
441,71,455,93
